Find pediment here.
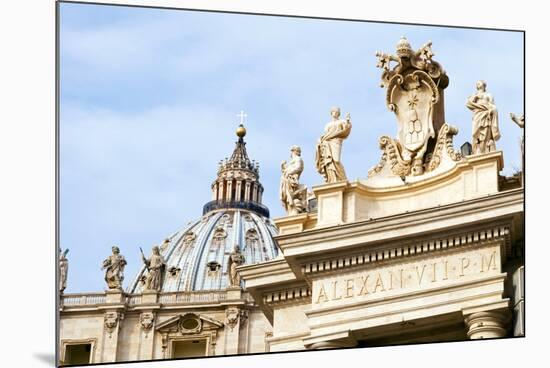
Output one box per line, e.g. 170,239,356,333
155,312,223,334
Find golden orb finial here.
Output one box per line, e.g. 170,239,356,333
236,124,246,138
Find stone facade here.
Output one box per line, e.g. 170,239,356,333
58,37,524,365
59,289,272,364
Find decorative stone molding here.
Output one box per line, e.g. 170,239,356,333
60,338,97,365
226,307,240,331
139,312,155,337
212,227,227,246
425,123,462,172
245,228,259,248
178,313,202,334
464,310,509,339
301,226,510,276
181,232,196,247
104,311,122,338
263,287,311,305
368,135,412,177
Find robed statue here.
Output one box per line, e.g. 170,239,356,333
141,245,166,291
510,112,524,158
280,145,307,215
102,246,127,289
315,107,352,183
59,247,69,293
228,245,245,287
466,80,500,154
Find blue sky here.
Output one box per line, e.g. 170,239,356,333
59,3,524,293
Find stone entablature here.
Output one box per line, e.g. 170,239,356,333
301,226,511,277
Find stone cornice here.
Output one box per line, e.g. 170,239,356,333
263,286,311,306
238,258,299,289
276,188,523,259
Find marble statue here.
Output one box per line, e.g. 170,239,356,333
141,245,166,291
280,145,307,215
228,245,245,287
59,247,69,293
315,107,352,183
510,113,524,157
466,80,500,154
102,246,127,289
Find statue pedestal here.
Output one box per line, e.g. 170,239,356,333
311,181,348,228
141,290,158,304
105,289,125,304
226,287,242,301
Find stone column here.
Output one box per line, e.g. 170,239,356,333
258,188,263,203
252,184,258,202
235,180,242,201
218,180,224,201
212,183,218,200
244,182,251,202
464,311,509,339
308,340,357,350
226,181,233,202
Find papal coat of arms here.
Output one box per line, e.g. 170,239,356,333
369,37,461,177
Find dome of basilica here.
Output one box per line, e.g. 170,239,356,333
128,123,279,293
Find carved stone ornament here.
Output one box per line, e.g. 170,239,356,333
225,307,240,331
159,238,171,252
104,312,120,338
371,37,460,177
178,314,202,334
181,232,196,247
221,213,233,226
212,227,227,247
140,312,155,337
245,228,259,248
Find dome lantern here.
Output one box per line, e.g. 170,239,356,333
204,115,268,217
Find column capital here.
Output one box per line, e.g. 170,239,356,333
464,310,510,339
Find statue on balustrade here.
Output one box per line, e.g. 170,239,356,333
141,245,166,291
102,246,127,289
280,145,307,215
228,245,245,287
59,247,69,293
315,107,352,183
466,80,501,154
510,112,524,158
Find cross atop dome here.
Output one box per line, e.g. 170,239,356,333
237,110,247,125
